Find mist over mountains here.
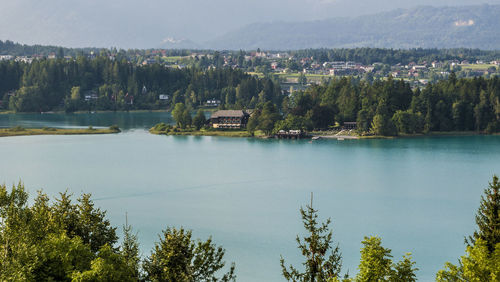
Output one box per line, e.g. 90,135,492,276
205,5,500,50
1,3,500,51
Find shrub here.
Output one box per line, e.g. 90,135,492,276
9,125,25,132
152,123,170,132
108,125,121,132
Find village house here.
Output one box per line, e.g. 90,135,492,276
0,55,13,61
432,61,444,68
210,110,250,129
206,99,221,107
343,122,357,130
84,92,98,101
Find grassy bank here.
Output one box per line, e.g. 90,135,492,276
149,123,266,138
151,129,253,137
0,126,121,137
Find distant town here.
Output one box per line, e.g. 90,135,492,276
1,44,500,92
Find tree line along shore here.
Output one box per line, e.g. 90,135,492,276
0,53,499,137
1,175,498,281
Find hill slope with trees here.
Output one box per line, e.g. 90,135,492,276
208,5,500,50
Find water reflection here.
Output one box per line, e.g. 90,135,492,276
0,111,175,130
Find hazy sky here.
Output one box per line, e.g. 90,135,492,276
1,0,499,48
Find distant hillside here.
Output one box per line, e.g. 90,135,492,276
206,5,500,50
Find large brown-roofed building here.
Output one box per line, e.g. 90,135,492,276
210,110,250,129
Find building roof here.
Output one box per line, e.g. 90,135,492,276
210,110,248,118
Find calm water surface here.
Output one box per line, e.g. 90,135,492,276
0,112,499,281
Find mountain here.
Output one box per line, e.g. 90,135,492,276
206,5,500,50
157,37,201,49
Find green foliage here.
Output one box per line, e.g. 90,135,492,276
298,73,307,85
151,122,171,132
192,109,207,130
274,114,313,132
280,196,343,281
356,236,418,282
72,244,136,282
172,103,192,129
246,112,259,135
9,125,25,131
143,227,235,282
108,125,120,132
0,56,282,112
467,175,500,253
9,86,44,112
71,86,81,100
391,110,424,134
356,236,393,281
437,175,500,281
121,218,141,280
0,183,119,281
436,239,500,282
284,75,500,135
43,126,57,131
1,182,239,281
391,253,418,282
257,101,281,135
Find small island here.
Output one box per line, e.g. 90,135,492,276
0,125,121,137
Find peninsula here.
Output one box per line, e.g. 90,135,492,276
0,126,121,137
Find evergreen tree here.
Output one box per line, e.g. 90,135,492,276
467,175,500,253
121,215,141,280
280,194,343,281
437,175,500,281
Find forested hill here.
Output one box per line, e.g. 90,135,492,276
0,57,282,112
207,5,500,50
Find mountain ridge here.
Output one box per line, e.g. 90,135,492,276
205,4,500,50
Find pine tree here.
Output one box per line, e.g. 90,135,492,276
121,214,141,280
467,175,500,253
280,193,343,281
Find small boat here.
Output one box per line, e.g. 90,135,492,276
337,137,345,141
312,136,320,140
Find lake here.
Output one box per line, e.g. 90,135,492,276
0,112,499,281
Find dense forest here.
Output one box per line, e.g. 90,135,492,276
1,175,498,281
290,48,500,65
0,56,282,112
275,74,500,135
0,40,191,58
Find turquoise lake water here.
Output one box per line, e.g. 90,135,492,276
0,112,499,281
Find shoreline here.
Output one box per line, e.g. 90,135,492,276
0,109,167,115
0,127,121,137
149,129,258,138
0,108,220,115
